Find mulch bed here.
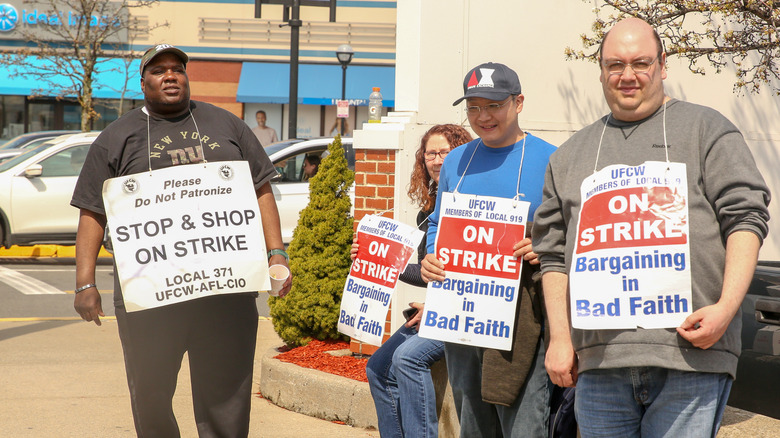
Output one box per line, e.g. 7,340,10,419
274,339,369,382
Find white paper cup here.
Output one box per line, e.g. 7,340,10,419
268,264,290,296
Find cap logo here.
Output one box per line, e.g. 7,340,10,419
467,68,495,90
155,44,175,51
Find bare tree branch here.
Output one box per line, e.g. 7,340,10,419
0,0,167,130
567,0,780,94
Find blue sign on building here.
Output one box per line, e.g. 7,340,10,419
0,4,19,32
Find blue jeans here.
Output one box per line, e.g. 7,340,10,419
575,367,733,438
445,338,550,438
365,325,445,438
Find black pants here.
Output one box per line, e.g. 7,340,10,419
115,293,259,438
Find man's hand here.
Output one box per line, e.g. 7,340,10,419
676,302,736,349
74,288,104,326
350,238,359,262
420,253,445,283
404,302,425,329
513,237,539,265
546,339,578,387
74,209,106,326
541,271,577,386
678,231,760,349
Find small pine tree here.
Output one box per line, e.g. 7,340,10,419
268,135,355,347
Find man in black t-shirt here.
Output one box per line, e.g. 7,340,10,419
71,44,291,437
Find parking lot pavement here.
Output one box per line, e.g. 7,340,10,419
0,318,379,438
720,407,780,437
0,313,775,437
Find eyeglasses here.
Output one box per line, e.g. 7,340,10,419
424,150,450,161
602,57,657,76
466,97,512,115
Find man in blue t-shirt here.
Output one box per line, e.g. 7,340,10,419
421,62,556,438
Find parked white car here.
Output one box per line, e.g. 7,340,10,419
0,132,97,247
265,137,355,244
0,130,80,151
0,134,353,248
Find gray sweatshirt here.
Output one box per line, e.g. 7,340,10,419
532,99,770,378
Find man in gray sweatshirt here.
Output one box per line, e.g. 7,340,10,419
532,17,770,437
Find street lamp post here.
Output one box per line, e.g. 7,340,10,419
335,44,354,136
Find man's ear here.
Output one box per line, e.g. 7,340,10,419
660,52,667,80
515,94,525,114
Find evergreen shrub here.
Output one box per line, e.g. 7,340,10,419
268,135,355,347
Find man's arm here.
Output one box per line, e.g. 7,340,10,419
74,209,107,326
677,230,761,349
257,182,292,297
543,270,578,387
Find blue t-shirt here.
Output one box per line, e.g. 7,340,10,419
427,134,556,254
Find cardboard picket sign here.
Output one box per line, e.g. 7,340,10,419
570,161,692,329
339,215,423,346
419,192,528,351
102,161,270,312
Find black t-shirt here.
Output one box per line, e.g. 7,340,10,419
72,101,276,214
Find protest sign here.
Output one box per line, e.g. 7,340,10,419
570,161,692,329
102,161,270,312
339,215,423,346
419,193,528,350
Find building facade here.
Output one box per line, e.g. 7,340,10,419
0,0,397,141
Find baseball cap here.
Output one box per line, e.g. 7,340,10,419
453,62,522,106
140,44,189,75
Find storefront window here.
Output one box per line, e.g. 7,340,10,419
63,104,81,130
28,102,56,132
0,97,141,140
93,99,140,131
0,96,25,140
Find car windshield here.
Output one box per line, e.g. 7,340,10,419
264,140,302,156
19,137,54,149
0,152,22,165
0,131,79,150
0,142,55,173
0,134,37,150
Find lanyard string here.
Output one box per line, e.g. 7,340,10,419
377,134,529,226
453,135,527,205
594,100,670,177
417,212,430,230
453,138,482,195
661,100,670,164
144,105,206,172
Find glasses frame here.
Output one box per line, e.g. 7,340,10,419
424,150,450,162
465,97,513,116
602,57,658,76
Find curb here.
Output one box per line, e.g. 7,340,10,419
259,347,378,429
0,245,112,258
0,245,113,264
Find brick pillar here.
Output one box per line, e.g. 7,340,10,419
349,148,396,356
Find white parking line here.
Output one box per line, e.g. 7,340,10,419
0,266,64,294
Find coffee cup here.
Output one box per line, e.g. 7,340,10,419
268,264,290,296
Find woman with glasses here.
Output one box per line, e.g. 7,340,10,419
352,124,472,438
